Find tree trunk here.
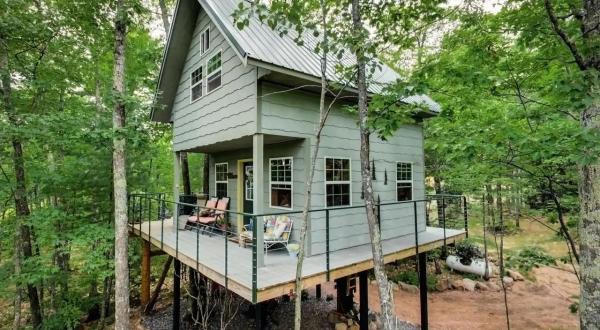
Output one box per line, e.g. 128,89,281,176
181,152,192,195
203,154,210,196
13,223,22,330
294,2,330,328
351,1,396,328
578,72,600,328
158,0,171,37
1,34,43,329
112,1,130,328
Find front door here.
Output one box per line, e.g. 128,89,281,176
242,161,253,225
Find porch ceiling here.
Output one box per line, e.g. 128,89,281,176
184,134,304,153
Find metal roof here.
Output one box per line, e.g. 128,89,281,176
203,0,441,112
152,0,440,122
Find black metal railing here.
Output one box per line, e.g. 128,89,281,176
127,192,468,304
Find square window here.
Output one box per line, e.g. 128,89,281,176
190,66,203,102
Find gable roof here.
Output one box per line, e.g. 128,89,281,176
152,0,441,122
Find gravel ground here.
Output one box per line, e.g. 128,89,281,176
141,296,416,330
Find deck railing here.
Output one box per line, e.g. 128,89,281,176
127,192,468,304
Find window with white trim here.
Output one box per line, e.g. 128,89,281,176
200,27,210,55
190,66,203,102
206,51,222,93
270,157,293,209
396,162,413,201
215,163,228,198
325,157,351,207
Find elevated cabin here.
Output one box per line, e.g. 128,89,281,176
137,0,466,326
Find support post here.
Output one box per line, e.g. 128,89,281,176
173,151,181,228
141,241,151,306
252,134,264,267
418,252,428,330
173,259,181,330
255,302,263,330
316,284,322,299
335,276,352,313
359,271,369,330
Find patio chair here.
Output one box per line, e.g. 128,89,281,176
188,197,229,235
240,215,293,257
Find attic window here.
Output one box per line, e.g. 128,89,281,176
190,66,203,102
200,27,210,55
207,51,222,93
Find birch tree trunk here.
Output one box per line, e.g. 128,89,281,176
112,1,130,328
294,2,330,328
351,1,396,328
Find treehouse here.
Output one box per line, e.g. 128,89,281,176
131,0,467,328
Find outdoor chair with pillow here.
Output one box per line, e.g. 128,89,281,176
240,215,293,257
188,197,229,235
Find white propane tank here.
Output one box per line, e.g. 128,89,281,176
446,255,494,277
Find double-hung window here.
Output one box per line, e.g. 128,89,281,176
200,27,210,55
396,162,413,201
325,157,351,207
190,66,203,102
215,163,228,198
207,51,222,93
270,157,293,209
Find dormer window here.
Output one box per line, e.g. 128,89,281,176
200,27,210,55
207,51,222,93
190,66,203,102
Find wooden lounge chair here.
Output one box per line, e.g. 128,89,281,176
188,197,229,235
241,215,293,256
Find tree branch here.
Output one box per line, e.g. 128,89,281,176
544,0,588,70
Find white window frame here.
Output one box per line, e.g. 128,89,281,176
200,27,210,55
189,65,203,103
269,157,293,210
215,162,228,198
206,50,222,94
396,161,414,202
244,164,253,201
324,156,352,207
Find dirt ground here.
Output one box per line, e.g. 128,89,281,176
361,265,579,330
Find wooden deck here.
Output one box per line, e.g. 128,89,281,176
130,220,465,303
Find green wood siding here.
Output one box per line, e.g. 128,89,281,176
171,9,257,151
259,82,426,255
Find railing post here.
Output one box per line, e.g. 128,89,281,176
252,215,258,304
161,200,164,250
463,196,469,238
148,198,152,239
139,196,143,233
196,206,200,272
325,209,330,281
441,196,447,257
176,202,179,259
224,221,228,289
414,201,419,259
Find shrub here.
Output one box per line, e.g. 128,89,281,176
390,270,438,291
506,246,556,272
454,240,483,265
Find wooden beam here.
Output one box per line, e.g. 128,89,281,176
141,241,151,305
150,249,166,257
144,256,173,314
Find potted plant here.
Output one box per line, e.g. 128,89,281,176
286,243,300,258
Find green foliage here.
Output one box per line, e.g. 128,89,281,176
454,240,483,265
506,246,556,272
389,269,438,292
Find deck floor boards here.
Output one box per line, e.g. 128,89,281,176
131,220,464,302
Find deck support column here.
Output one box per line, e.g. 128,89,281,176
335,276,353,313
316,284,322,299
252,134,264,267
173,259,181,330
254,302,264,329
359,271,369,330
141,240,151,306
418,252,428,330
